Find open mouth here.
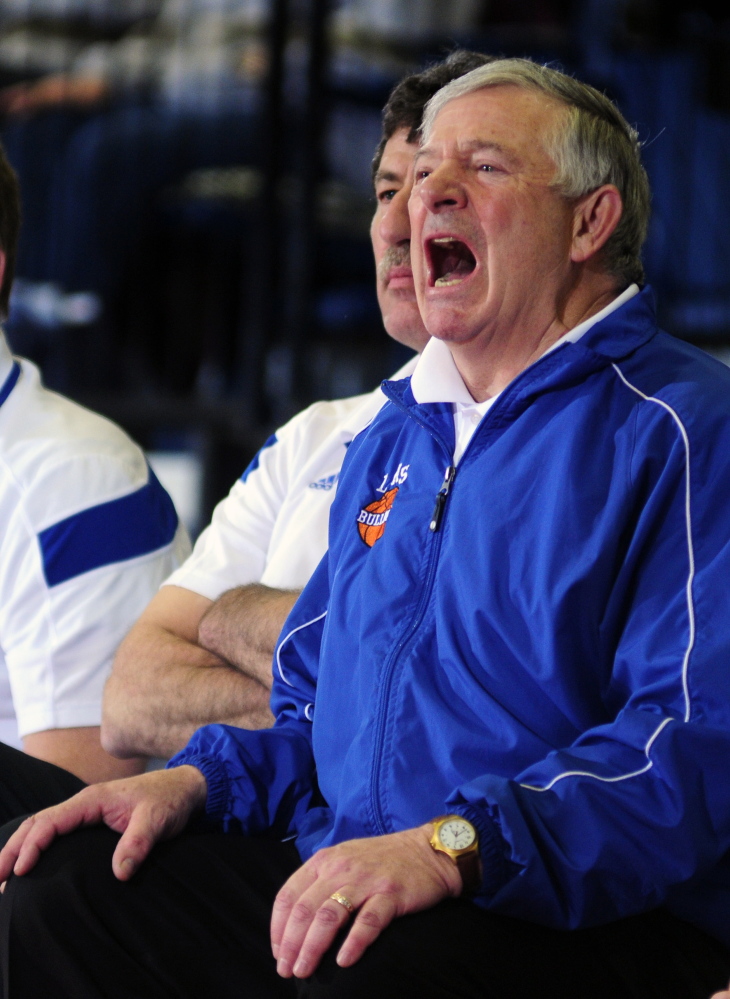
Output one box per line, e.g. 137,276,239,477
428,237,476,287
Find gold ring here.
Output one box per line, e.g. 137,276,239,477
329,891,354,913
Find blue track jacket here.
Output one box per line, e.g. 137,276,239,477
172,287,730,944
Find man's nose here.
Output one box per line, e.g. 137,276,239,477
417,164,467,214
378,185,412,246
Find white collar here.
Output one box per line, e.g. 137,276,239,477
410,285,639,405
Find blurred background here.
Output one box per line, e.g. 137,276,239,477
0,0,728,537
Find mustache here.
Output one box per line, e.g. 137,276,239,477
378,243,411,280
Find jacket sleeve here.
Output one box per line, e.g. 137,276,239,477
167,553,331,838
447,405,730,929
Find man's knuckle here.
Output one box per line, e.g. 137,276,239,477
314,904,341,926
358,908,385,930
124,833,149,852
291,900,315,922
273,889,295,911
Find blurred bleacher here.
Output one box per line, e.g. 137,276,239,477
0,0,728,534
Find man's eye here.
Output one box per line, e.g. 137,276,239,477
378,189,397,202
415,170,430,182
479,164,495,172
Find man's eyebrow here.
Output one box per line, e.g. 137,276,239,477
373,169,402,184
415,139,520,167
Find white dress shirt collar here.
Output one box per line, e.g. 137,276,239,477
410,284,639,405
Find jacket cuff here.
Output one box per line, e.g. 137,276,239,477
166,753,230,824
449,804,512,900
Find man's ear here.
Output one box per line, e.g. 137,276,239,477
570,185,623,264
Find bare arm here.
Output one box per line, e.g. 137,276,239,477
101,586,280,761
23,727,145,784
197,584,300,687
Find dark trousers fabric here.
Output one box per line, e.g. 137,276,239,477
0,741,85,829
1,824,729,999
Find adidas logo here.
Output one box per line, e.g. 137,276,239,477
309,473,339,491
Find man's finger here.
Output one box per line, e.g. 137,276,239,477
336,893,398,968
111,807,159,880
289,889,358,979
0,786,119,881
275,879,355,979
11,792,102,876
270,865,318,957
11,814,62,876
0,817,35,881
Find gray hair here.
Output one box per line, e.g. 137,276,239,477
421,58,650,288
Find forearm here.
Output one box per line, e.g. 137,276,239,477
197,584,301,688
23,727,145,784
102,621,273,761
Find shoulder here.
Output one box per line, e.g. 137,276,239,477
611,334,730,434
275,387,388,447
0,360,150,528
241,384,394,486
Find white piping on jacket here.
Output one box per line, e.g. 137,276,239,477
520,716,674,792
521,362,695,792
275,611,327,687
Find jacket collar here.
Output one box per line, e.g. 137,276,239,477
383,285,658,414
409,285,641,406
574,283,657,360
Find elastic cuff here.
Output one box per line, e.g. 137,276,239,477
166,753,230,823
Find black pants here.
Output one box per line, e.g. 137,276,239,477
1,824,728,999
0,741,85,830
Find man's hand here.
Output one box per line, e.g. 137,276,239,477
0,765,206,885
270,823,463,979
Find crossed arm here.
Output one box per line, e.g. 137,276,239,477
101,583,300,760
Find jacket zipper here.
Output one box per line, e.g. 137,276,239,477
367,387,519,832
429,465,456,532
368,445,454,835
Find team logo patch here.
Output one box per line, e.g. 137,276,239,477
357,487,398,547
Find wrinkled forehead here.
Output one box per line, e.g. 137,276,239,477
420,82,565,146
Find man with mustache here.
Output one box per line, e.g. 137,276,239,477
0,51,491,810
97,50,491,764
4,56,730,999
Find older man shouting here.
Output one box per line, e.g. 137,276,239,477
2,59,730,999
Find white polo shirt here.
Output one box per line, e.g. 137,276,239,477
165,357,418,598
0,331,190,748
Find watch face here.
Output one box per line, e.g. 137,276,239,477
438,819,476,851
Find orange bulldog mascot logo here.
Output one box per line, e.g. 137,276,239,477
356,487,398,547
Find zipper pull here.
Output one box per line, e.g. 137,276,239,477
429,465,456,532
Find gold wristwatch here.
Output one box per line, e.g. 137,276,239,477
429,815,481,895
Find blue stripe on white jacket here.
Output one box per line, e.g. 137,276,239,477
171,286,730,944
